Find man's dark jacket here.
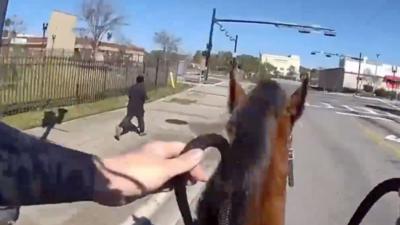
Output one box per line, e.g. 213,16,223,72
127,83,148,116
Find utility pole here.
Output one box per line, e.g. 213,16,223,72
355,52,362,95
0,0,9,47
375,54,380,76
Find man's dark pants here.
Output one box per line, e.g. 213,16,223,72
118,110,145,135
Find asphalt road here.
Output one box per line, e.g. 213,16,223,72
283,81,400,225
11,77,400,225
167,79,400,225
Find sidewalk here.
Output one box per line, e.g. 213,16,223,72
17,80,253,225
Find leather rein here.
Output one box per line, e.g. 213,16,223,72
173,134,400,225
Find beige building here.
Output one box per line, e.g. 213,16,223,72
46,10,77,56
1,10,145,63
261,53,301,78
74,38,144,63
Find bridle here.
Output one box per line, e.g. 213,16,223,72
288,134,295,187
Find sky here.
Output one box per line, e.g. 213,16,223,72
6,0,400,69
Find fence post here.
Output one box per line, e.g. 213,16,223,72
102,63,107,95
125,64,129,89
76,83,80,104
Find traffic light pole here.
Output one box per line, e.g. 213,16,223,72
204,8,216,81
0,0,9,47
234,35,238,53
204,8,336,81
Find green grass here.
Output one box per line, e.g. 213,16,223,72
2,83,191,130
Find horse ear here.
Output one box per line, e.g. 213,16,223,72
289,78,308,122
228,58,247,113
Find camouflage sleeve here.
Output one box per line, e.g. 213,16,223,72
0,122,97,206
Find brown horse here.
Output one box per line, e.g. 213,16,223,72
173,58,308,225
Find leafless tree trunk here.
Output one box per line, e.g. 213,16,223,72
77,0,126,60
153,30,181,62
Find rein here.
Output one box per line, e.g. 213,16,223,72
173,132,296,225
347,178,400,225
172,134,230,225
174,133,400,225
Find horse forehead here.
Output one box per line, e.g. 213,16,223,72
251,81,287,114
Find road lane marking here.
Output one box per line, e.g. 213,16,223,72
355,107,379,115
321,102,334,109
357,122,400,158
342,105,356,112
335,112,391,121
384,112,400,119
385,135,400,143
305,102,322,108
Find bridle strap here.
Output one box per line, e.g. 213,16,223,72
288,134,295,187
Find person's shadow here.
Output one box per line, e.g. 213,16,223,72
0,206,19,225
40,108,69,141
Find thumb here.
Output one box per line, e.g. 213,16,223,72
166,149,204,177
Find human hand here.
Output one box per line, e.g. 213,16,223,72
94,141,207,206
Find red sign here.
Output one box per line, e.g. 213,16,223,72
384,75,400,90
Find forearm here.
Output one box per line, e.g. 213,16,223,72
0,123,98,206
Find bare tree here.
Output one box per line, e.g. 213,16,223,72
4,15,25,38
77,0,126,57
153,30,181,61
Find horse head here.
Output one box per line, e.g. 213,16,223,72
174,58,308,225
196,59,308,225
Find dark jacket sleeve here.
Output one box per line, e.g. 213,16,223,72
0,122,97,206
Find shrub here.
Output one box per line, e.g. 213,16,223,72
374,88,397,99
363,85,373,92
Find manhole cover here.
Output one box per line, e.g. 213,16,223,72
165,119,189,125
168,98,197,105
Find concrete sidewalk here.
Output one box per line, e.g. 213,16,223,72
16,80,253,225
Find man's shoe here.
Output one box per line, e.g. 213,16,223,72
115,126,122,141
139,132,147,136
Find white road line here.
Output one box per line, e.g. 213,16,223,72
385,135,400,143
355,107,379,115
305,102,322,108
354,95,400,110
321,102,335,109
335,112,391,121
384,112,400,119
342,105,356,112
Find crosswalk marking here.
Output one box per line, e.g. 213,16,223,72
336,112,391,121
385,135,400,143
321,102,334,109
384,112,400,119
305,101,400,120
356,107,379,115
305,102,322,108
342,105,356,112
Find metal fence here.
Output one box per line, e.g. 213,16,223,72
0,55,171,116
